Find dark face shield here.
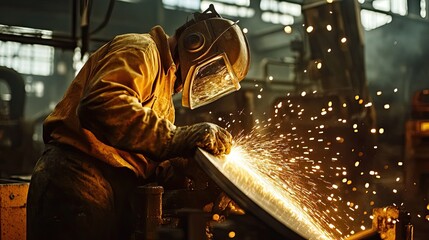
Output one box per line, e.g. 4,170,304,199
182,53,240,109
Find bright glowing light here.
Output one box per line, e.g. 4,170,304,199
202,109,375,239
212,214,220,221
341,37,347,43
384,104,390,109
214,136,336,239
203,89,398,239
376,91,382,96
284,25,293,34
306,26,314,33
326,24,332,31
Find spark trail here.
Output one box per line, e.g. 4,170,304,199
214,130,355,239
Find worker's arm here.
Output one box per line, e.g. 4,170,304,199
77,43,231,160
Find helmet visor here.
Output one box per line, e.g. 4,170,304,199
188,53,240,109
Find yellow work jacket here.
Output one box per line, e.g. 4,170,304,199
43,26,177,178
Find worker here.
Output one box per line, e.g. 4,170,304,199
26,4,250,240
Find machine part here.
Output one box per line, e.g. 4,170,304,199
346,206,414,240
176,208,207,240
0,66,25,148
0,179,29,240
343,229,381,240
373,207,399,240
135,185,164,240
156,208,208,240
210,214,284,240
405,223,414,240
193,148,331,240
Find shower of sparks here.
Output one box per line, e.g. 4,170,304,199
208,84,429,238
203,72,429,237
216,132,347,239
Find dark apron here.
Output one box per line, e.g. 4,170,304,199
26,142,138,240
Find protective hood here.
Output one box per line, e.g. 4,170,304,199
177,5,250,109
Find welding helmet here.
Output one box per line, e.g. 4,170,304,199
177,4,250,109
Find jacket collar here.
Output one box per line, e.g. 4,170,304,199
149,26,176,74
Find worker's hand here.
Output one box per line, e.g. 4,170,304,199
165,122,232,158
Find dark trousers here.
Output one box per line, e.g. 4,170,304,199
27,143,138,240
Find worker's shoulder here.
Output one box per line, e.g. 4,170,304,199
111,33,156,52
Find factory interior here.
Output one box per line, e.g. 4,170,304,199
0,0,429,239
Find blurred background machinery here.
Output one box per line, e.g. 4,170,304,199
404,89,429,224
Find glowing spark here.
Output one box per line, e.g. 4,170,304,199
341,37,347,43
326,24,332,31
211,131,355,239
306,26,314,33
284,26,293,34
384,104,390,109
377,91,382,96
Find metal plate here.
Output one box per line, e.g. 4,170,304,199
194,148,312,240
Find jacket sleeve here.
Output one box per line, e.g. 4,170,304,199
77,42,176,161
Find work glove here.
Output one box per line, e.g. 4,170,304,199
164,122,232,159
